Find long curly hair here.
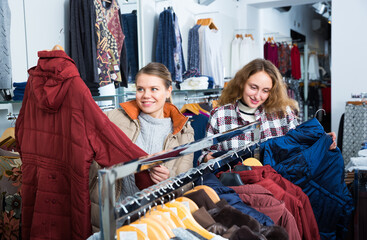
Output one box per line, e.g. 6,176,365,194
218,58,298,113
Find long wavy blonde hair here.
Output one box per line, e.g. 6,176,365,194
219,58,298,113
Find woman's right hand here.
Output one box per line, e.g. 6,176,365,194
203,152,215,163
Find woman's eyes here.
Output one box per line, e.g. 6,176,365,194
137,88,159,92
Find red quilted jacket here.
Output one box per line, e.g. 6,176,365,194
15,50,152,240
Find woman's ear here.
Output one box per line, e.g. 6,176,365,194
167,85,173,98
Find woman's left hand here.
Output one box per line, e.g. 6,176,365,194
327,132,337,150
149,165,170,184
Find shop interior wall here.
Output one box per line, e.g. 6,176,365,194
331,0,367,133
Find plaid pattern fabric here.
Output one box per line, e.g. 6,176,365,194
199,101,299,162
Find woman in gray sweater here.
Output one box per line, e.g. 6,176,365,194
90,62,194,232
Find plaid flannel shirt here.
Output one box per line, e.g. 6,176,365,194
199,101,300,162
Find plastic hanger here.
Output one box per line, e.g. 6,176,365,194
175,196,199,213
145,215,175,238
0,127,15,143
242,157,262,166
52,45,64,51
164,201,214,239
219,163,245,186
155,206,186,228
196,18,218,30
185,185,221,203
193,185,220,203
132,216,170,240
147,210,177,229
180,103,200,115
117,225,148,240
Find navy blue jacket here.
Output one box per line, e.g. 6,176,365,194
260,118,354,240
199,173,274,226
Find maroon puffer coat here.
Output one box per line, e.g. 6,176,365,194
15,50,148,240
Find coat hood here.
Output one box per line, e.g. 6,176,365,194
28,50,80,113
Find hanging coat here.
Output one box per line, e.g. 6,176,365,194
15,50,149,240
260,118,354,240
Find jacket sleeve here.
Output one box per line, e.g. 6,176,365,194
286,106,300,130
83,90,146,166
198,110,223,163
165,122,195,178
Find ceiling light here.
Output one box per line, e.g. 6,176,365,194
312,2,326,15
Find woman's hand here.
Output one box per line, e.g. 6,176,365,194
149,165,170,184
327,132,337,150
203,152,215,163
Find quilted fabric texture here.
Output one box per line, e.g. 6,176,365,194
15,50,147,240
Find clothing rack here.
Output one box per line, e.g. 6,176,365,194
184,93,220,102
116,143,257,222
98,121,260,239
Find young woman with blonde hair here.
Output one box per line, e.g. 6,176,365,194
202,58,336,162
90,62,194,232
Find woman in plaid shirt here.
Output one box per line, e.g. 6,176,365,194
201,58,336,162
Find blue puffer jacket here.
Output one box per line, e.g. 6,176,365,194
198,173,274,226
260,118,354,240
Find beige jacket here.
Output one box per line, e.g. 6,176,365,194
90,100,194,232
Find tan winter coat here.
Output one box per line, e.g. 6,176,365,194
90,100,194,232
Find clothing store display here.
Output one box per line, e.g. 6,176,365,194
260,118,354,240
264,41,278,67
230,184,301,240
121,11,138,82
308,54,320,80
0,0,12,90
291,45,301,80
342,103,367,165
199,101,299,162
15,50,148,240
188,25,201,71
239,36,257,69
197,173,274,226
180,76,209,90
156,8,186,82
200,27,224,87
69,0,99,93
226,165,319,240
230,37,241,77
277,43,291,77
94,0,126,86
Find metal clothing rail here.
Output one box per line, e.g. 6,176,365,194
98,121,260,239
184,93,220,102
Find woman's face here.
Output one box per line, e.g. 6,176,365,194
242,71,273,109
136,73,172,119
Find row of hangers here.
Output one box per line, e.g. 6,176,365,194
117,184,219,240
180,94,220,115
196,18,218,30
235,33,254,41
116,155,263,239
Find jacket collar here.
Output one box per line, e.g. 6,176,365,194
120,100,188,135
